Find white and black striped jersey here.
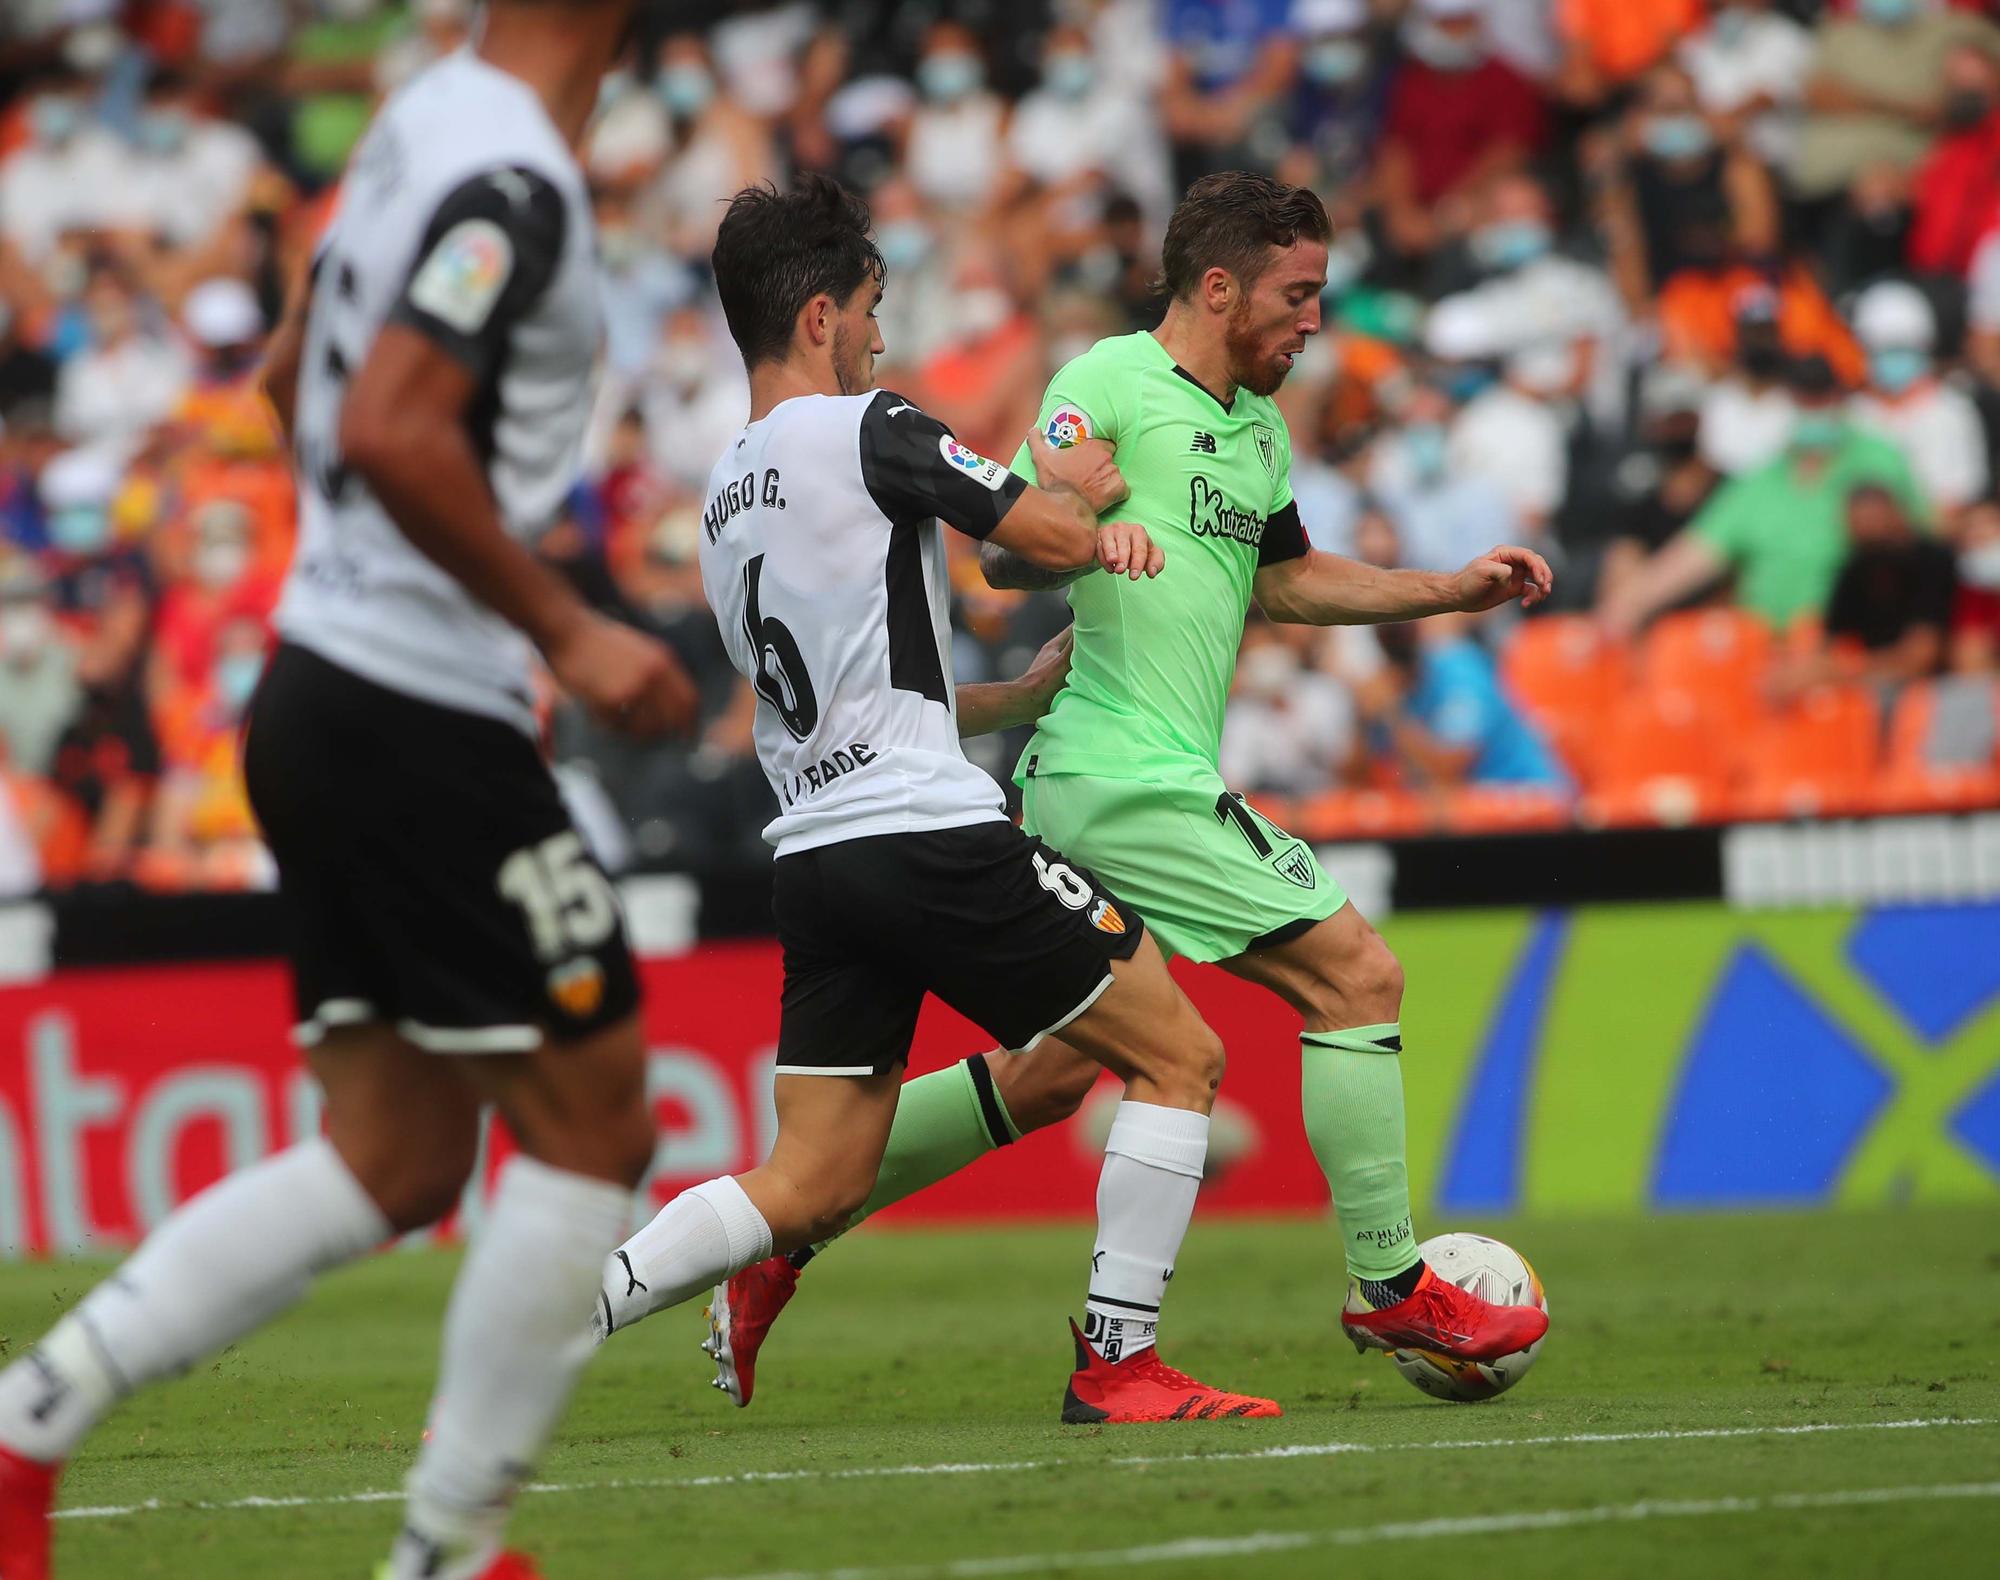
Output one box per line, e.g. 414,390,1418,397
276,49,600,734
700,391,1028,856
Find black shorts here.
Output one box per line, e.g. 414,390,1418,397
243,642,640,1053
772,819,1146,1076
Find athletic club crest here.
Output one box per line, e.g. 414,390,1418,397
1252,422,1276,477
1273,843,1317,890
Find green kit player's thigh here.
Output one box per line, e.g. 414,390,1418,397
1021,769,1346,963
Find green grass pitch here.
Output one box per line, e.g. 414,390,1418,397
4,1205,1997,1578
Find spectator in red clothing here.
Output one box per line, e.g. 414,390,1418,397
148,496,278,705
1909,44,2000,276
1378,0,1549,263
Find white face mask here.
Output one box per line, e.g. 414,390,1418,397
1961,539,2000,590
657,339,709,388
0,603,52,661
956,287,1012,338
193,539,250,589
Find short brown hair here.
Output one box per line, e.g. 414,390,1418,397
1160,172,1331,301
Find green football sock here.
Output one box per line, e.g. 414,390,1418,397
808,1055,1018,1257
1300,1024,1420,1282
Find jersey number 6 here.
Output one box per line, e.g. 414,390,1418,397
742,554,819,742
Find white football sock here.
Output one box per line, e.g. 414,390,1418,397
0,1137,388,1464
391,1157,632,1580
594,1176,772,1339
1082,1101,1209,1364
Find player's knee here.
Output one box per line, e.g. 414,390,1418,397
1189,1023,1227,1093
1302,935,1404,1029
1006,1054,1099,1131
361,1137,480,1233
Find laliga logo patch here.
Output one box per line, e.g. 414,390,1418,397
1044,406,1091,449
937,434,1008,491
408,217,514,335
1089,898,1126,936
547,957,605,1019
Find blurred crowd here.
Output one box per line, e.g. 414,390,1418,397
5,0,2000,898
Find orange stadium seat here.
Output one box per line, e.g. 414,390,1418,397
1499,616,1630,783
1732,686,1880,820
1638,609,1773,731
1440,785,1575,834
1580,688,1732,827
1294,788,1432,841
1872,679,2000,814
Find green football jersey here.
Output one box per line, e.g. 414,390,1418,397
1006,330,1306,783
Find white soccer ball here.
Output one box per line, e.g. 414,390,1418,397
1388,1231,1547,1402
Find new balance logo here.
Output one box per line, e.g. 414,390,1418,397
1189,431,1217,453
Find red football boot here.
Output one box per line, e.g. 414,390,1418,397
1060,1320,1282,1423
472,1555,544,1580
1341,1264,1549,1363
700,1255,799,1408
0,1443,59,1580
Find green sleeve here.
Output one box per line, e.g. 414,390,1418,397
1690,475,1756,564
1007,348,1129,484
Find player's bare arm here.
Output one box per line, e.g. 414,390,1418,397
955,626,1073,738
982,434,1163,590
257,259,313,446
340,323,696,735
1253,543,1554,626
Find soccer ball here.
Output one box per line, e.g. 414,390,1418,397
1388,1232,1547,1402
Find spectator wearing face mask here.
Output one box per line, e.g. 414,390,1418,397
1792,0,2000,219
1160,0,1298,191
1003,21,1169,222
1425,297,1571,541
648,32,781,261
1220,617,1361,797
1768,482,1956,705
1554,0,1702,112
1429,172,1628,434
1603,354,1932,636
1951,497,2000,671
1679,1,1815,172
1370,380,1522,575
1283,0,1390,205
171,277,279,460
149,497,276,709
0,559,81,779
912,250,1043,465
904,21,1009,215
1848,280,1987,525
1600,63,1778,320
0,70,128,262
1696,288,1799,475
1378,0,1550,265
1908,44,2000,276
639,305,749,497
122,69,263,251
53,268,191,453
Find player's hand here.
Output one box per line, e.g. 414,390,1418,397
1015,625,1074,717
1453,545,1553,613
1096,520,1165,580
1028,428,1128,515
547,612,699,737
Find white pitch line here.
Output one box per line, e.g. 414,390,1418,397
49,1415,1994,1523
704,1481,2000,1580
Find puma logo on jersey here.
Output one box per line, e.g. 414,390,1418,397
1187,475,1266,548
487,167,535,211
886,402,919,418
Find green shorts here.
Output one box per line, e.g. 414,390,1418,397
1019,768,1347,964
